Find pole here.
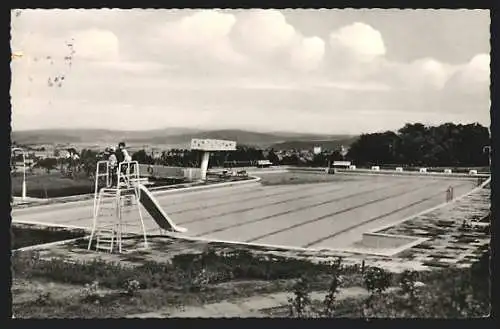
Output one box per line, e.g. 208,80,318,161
21,152,26,200
483,146,491,170
12,148,27,200
200,151,210,181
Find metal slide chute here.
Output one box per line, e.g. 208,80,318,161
137,184,187,233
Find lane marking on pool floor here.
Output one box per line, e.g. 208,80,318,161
192,179,416,236
303,181,473,248
244,180,445,243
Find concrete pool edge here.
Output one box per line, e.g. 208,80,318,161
11,176,262,214
357,233,430,256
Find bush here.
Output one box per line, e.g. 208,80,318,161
288,276,313,318
34,291,51,305
321,259,343,317
363,267,392,295
124,279,141,296
80,281,104,304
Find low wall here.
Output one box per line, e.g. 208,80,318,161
361,232,425,249
336,168,489,179
138,164,202,181
286,167,328,173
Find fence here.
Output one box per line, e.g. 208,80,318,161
138,164,201,181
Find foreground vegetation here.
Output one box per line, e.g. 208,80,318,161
283,251,489,318
11,246,489,318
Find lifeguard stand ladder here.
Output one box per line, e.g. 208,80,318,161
88,160,149,253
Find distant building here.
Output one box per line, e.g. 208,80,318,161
339,145,348,158
256,160,273,168
313,146,322,155
151,150,162,159
28,150,53,159
58,150,70,159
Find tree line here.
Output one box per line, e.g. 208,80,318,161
346,123,490,167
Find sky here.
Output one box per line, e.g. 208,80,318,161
10,9,490,134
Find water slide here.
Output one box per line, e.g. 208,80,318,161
137,184,188,233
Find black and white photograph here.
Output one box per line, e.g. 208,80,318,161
9,8,491,318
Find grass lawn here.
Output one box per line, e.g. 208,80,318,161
11,172,95,198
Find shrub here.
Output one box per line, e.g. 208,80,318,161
288,275,313,318
363,267,392,295
124,279,141,296
34,291,51,305
80,281,104,304
321,261,343,317
362,267,392,317
399,270,419,298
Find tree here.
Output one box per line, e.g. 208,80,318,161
132,149,153,164
36,158,58,174
80,149,98,178
322,258,343,317
346,122,490,167
288,275,313,318
267,149,280,165
362,266,392,317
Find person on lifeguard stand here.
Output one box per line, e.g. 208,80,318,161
118,142,132,162
115,142,132,186
107,147,118,187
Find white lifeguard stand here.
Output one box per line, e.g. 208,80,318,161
190,138,237,180
88,160,148,253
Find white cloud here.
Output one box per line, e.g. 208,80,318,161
444,53,490,95
404,58,457,90
162,10,235,47
231,9,296,57
459,53,490,84
72,29,120,61
157,10,245,66
289,36,325,72
11,32,69,60
414,58,451,89
329,22,386,63
313,80,392,91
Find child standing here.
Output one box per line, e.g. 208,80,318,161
107,147,118,187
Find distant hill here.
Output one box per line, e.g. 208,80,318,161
269,136,359,151
138,129,348,148
11,128,358,150
11,128,203,145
